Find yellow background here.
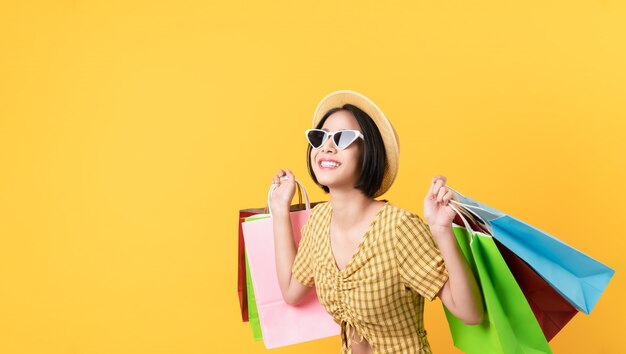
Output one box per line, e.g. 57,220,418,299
1,1,624,353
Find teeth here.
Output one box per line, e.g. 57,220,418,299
320,161,340,168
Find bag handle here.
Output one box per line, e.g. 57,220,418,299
446,186,492,227
266,178,304,213
445,186,494,243
448,202,480,243
267,177,311,216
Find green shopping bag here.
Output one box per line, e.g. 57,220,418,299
244,214,271,341
245,252,263,340
444,210,552,353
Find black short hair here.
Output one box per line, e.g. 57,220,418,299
306,104,387,198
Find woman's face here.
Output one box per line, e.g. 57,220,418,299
310,110,363,192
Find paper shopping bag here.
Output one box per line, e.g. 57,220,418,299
452,210,578,342
237,184,310,322
444,206,552,354
242,180,339,348
238,208,265,322
494,238,578,341
243,212,281,341
245,252,263,340
448,187,615,314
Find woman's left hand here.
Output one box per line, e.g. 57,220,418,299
423,175,457,230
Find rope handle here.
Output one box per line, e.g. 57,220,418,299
267,177,311,216
445,186,494,243
445,186,493,226
447,202,479,243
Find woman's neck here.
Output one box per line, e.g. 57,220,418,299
328,188,380,229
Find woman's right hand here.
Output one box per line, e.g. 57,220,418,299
270,169,296,215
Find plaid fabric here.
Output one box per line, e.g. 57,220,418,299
292,202,449,354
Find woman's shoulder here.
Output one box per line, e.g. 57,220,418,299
382,201,422,223
303,201,331,225
382,202,431,240
309,200,330,215
300,202,330,244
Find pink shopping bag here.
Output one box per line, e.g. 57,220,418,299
242,180,339,348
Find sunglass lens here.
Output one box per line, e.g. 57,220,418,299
334,131,357,149
307,130,326,148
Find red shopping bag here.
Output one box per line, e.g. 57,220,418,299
494,239,578,341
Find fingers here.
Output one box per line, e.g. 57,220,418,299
442,190,454,206
429,175,453,205
428,178,438,197
436,185,447,202
272,169,295,185
432,175,447,183
272,169,283,185
281,169,295,183
429,175,446,200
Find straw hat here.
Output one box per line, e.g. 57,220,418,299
312,90,399,198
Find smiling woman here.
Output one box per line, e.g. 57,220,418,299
269,90,483,354
306,104,388,199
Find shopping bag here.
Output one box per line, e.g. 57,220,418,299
245,251,263,340
448,187,615,314
444,204,552,354
244,212,280,341
237,185,310,322
452,210,578,341
494,239,578,341
242,180,340,348
238,208,264,322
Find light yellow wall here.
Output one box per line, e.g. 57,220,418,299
1,1,624,353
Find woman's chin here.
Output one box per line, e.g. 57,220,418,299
316,179,336,189
317,180,354,192
314,170,357,190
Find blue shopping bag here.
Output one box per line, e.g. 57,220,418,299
448,187,615,314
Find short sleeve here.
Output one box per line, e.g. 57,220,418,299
292,217,315,287
395,211,449,301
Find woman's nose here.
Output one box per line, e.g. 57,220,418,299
321,137,336,153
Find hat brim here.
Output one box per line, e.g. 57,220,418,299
312,90,399,198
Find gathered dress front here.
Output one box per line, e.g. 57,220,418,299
292,201,449,354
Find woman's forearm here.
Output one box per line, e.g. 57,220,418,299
430,225,484,324
272,209,298,302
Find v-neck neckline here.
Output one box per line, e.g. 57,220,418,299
326,201,389,274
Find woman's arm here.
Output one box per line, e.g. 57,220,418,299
270,169,313,305
424,176,484,325
431,225,483,325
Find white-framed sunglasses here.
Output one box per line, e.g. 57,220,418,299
305,129,364,150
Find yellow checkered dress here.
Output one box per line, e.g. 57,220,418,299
292,201,449,354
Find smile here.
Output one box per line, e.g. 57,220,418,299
319,160,341,169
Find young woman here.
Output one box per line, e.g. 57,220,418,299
270,90,483,354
